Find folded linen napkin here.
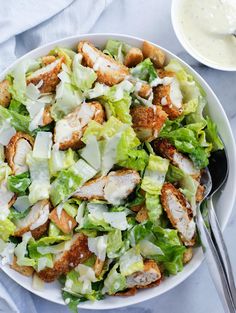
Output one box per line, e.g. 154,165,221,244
0,0,113,312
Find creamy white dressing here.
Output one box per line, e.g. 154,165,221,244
178,0,236,68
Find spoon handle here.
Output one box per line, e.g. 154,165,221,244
207,197,236,306
196,205,236,313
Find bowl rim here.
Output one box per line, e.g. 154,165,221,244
1,32,236,310
171,0,236,72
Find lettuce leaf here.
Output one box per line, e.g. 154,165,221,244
14,232,35,266
103,39,131,63
49,47,76,69
0,106,30,133
131,58,157,83
7,172,31,195
119,246,143,276
102,263,127,295
205,117,223,151
50,159,97,206
0,218,15,241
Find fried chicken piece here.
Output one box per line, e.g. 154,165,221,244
54,101,104,150
49,208,77,234
153,139,200,179
14,200,50,239
26,57,64,93
0,80,11,107
196,184,205,202
5,132,34,175
114,288,137,296
161,183,196,246
104,169,141,205
41,55,57,66
78,41,129,86
142,41,165,68
183,247,193,264
75,169,140,205
137,83,152,99
74,176,107,200
38,233,92,282
124,48,143,67
130,105,167,142
10,256,34,277
126,260,162,289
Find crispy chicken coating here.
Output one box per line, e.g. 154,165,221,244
183,247,193,264
26,57,64,93
153,139,200,179
78,41,129,86
54,101,104,150
14,200,50,239
130,105,167,142
38,233,92,282
161,183,196,246
5,132,34,175
135,206,149,223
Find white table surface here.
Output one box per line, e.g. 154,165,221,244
32,0,236,312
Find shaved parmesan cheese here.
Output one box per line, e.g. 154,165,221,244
0,123,16,146
88,235,108,261
103,212,129,230
32,273,45,291
13,196,31,212
169,78,183,109
33,131,53,159
87,82,109,99
139,240,164,256
26,83,40,100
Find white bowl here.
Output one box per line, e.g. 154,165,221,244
171,0,236,71
1,33,236,310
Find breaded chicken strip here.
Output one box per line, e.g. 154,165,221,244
94,257,105,277
124,47,143,68
126,260,162,289
14,200,50,239
5,132,34,175
26,57,64,93
142,41,165,68
49,208,77,234
153,71,183,120
42,104,53,126
135,206,149,223
75,169,140,205
0,80,11,107
161,183,196,246
38,233,92,282
10,256,34,277
183,247,193,264
54,101,104,150
74,176,107,200
153,139,200,179
78,41,129,86
130,105,167,142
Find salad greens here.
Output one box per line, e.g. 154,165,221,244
0,37,223,312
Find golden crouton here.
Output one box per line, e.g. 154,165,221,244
161,183,196,246
0,79,11,107
124,47,143,67
78,41,129,86
183,248,193,264
26,57,64,93
135,207,149,223
138,83,152,99
38,233,92,282
94,257,105,277
49,208,77,234
54,101,105,150
153,139,200,179
130,105,167,142
5,132,34,175
11,256,34,277
142,41,165,68
14,200,50,239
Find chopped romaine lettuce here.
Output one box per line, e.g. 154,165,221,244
0,218,15,241
131,58,157,83
7,172,31,195
49,145,77,177
205,117,223,151
14,232,36,266
88,235,108,261
102,263,127,295
119,246,143,276
103,39,131,63
0,106,30,133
